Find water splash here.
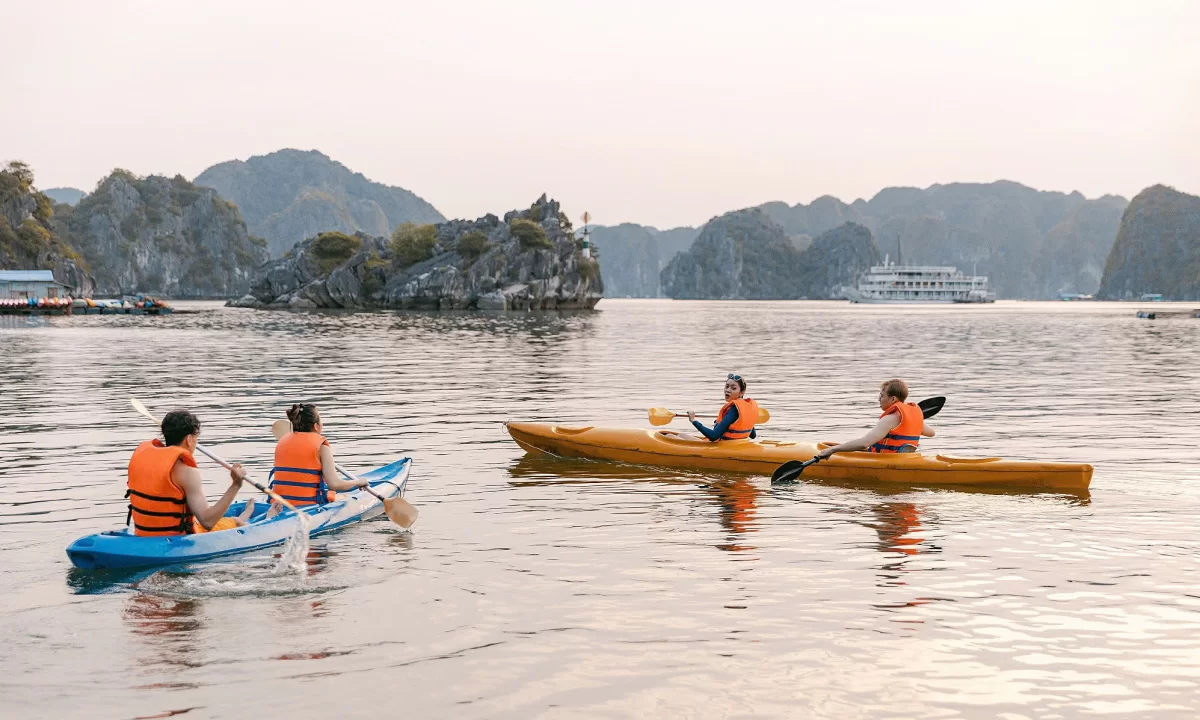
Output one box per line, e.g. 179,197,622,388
274,510,312,575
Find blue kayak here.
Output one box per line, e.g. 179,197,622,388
66,458,411,570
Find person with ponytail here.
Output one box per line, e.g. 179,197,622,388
267,403,368,511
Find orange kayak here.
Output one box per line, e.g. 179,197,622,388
505,422,1092,490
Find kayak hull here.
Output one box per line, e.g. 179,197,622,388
505,423,1092,490
66,458,411,570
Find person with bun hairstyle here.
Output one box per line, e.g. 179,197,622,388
685,373,759,442
816,379,935,459
267,403,368,512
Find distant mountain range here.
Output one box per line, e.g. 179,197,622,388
586,224,698,297
596,181,1129,299
41,187,86,206
660,210,878,300
194,149,444,257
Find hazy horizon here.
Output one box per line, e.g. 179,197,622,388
5,1,1198,228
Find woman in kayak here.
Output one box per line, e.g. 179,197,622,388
685,374,759,442
816,379,935,459
266,403,368,513
126,409,255,536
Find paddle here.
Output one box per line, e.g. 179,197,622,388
271,419,418,529
770,396,946,484
648,406,772,427
129,399,304,518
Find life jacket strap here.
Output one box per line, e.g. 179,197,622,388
126,488,188,504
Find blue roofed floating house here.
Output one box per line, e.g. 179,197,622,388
0,270,72,300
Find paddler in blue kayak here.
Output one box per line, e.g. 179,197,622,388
816,379,935,459
265,403,369,516
685,373,759,442
126,409,255,535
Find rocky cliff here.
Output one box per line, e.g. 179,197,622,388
0,162,94,295
232,195,602,310
1098,185,1200,301
195,149,444,257
790,223,881,299
587,223,699,297
659,210,875,300
57,171,268,297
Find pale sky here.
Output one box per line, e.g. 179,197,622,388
5,0,1198,228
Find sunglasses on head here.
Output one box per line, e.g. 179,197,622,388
727,374,742,382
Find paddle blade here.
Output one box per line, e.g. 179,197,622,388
918,396,946,419
771,457,821,484
271,419,291,440
757,407,771,424
383,496,418,529
130,398,157,423
647,407,676,426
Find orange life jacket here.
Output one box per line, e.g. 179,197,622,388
869,401,923,453
126,439,196,536
717,397,758,440
269,432,334,506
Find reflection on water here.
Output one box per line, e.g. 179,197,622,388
124,589,204,671
3,300,1200,718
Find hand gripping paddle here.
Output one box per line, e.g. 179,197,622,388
770,396,946,484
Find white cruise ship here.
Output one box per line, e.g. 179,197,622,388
847,257,994,304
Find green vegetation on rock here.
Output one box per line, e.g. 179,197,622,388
310,232,363,274
510,219,553,250
390,222,438,268
456,230,489,260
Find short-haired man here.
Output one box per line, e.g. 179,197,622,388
126,409,252,536
816,379,935,460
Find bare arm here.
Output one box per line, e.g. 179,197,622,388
817,414,900,459
174,461,245,530
319,443,366,492
922,421,935,438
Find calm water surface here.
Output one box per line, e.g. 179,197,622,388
2,300,1199,719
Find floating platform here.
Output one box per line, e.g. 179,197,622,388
1136,308,1200,320
0,299,176,316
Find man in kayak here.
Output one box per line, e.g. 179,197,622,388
816,379,934,459
686,374,759,442
126,409,254,536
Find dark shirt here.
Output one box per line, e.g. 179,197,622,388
692,405,757,442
